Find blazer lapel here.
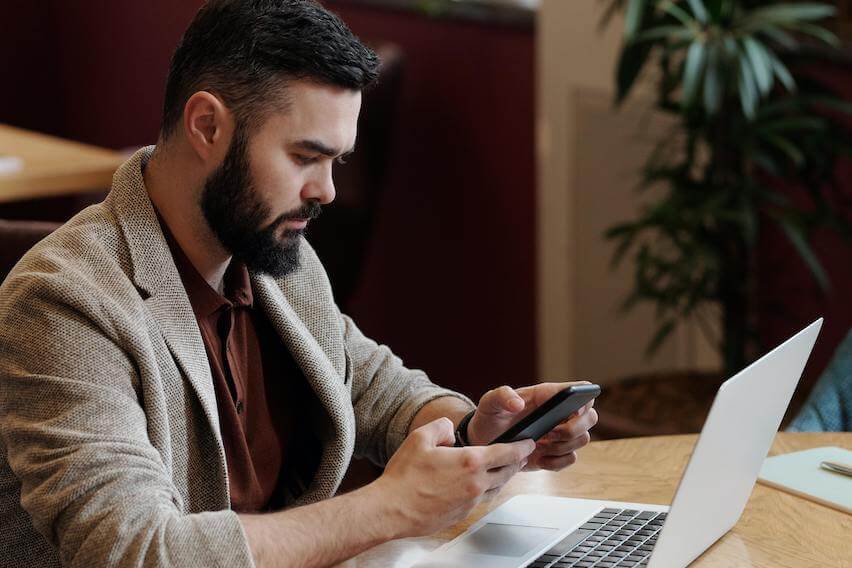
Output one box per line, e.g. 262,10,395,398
109,147,225,456
252,274,355,498
143,290,224,447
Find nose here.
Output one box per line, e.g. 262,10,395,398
301,164,336,205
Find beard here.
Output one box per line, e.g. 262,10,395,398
200,128,322,277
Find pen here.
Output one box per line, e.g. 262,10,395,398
819,460,852,478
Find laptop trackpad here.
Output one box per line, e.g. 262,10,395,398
449,523,560,557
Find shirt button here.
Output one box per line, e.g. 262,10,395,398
236,400,244,414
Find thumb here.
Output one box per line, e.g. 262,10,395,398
478,386,525,417
417,417,456,448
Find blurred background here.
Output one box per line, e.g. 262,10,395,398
1,0,851,440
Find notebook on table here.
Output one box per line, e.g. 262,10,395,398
758,446,852,515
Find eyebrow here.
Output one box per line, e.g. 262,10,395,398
293,139,355,158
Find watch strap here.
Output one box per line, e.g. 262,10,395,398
454,409,477,447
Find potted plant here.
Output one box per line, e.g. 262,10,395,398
591,0,852,438
604,0,852,376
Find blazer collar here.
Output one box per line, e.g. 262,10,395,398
108,147,224,451
252,273,355,499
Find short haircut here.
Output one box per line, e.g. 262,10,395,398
160,0,379,139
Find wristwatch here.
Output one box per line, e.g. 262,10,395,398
454,409,477,447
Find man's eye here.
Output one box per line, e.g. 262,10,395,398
295,154,317,165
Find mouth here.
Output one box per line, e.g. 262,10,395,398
282,218,309,230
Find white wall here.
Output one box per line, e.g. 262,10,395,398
536,0,719,384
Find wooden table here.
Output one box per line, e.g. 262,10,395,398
0,124,125,203
344,433,852,567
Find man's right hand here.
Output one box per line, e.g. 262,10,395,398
371,417,536,538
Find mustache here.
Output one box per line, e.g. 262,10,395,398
267,201,323,233
281,201,322,222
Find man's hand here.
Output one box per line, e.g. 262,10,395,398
372,417,535,538
466,382,598,471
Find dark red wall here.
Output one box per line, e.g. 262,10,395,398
1,1,538,399
0,2,62,136
48,2,204,149
322,3,537,397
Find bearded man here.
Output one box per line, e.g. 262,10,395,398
0,1,597,566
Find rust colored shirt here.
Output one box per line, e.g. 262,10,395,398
161,223,313,512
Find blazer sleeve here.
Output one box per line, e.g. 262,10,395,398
0,273,254,568
341,313,475,466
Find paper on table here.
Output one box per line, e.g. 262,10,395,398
758,446,852,515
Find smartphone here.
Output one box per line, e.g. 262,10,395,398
489,384,601,445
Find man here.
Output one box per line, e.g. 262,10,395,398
0,1,597,566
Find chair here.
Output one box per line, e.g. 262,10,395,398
788,329,852,432
0,219,59,283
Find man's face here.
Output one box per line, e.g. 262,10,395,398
201,80,361,276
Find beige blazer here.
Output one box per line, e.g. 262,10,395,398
0,147,472,567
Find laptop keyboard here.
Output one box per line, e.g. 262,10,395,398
528,508,666,568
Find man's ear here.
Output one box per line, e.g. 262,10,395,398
182,91,233,163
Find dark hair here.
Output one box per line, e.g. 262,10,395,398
160,0,379,139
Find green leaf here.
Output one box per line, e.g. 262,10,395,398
738,54,758,119
755,186,792,207
792,22,840,46
661,1,696,27
803,96,852,116
646,319,677,356
767,51,796,92
744,3,836,26
625,0,646,39
682,40,707,106
686,0,709,24
757,26,799,50
756,116,826,135
776,217,830,291
751,152,782,176
703,44,722,114
605,222,638,239
765,134,805,166
599,0,626,31
616,40,655,104
417,0,450,17
742,38,773,96
635,25,696,43
756,98,801,117
611,234,636,266
721,35,739,59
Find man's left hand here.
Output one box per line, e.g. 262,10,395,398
465,382,598,471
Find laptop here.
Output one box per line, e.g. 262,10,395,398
416,319,822,568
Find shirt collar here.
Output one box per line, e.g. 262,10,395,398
156,212,254,318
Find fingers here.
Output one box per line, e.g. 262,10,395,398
478,385,525,416
474,439,535,469
455,440,534,474
536,432,591,456
535,451,578,471
540,408,599,442
413,417,457,448
515,380,593,409
485,459,526,490
514,382,569,407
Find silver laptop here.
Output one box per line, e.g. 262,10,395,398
416,319,822,568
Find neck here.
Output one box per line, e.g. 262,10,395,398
144,143,232,292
